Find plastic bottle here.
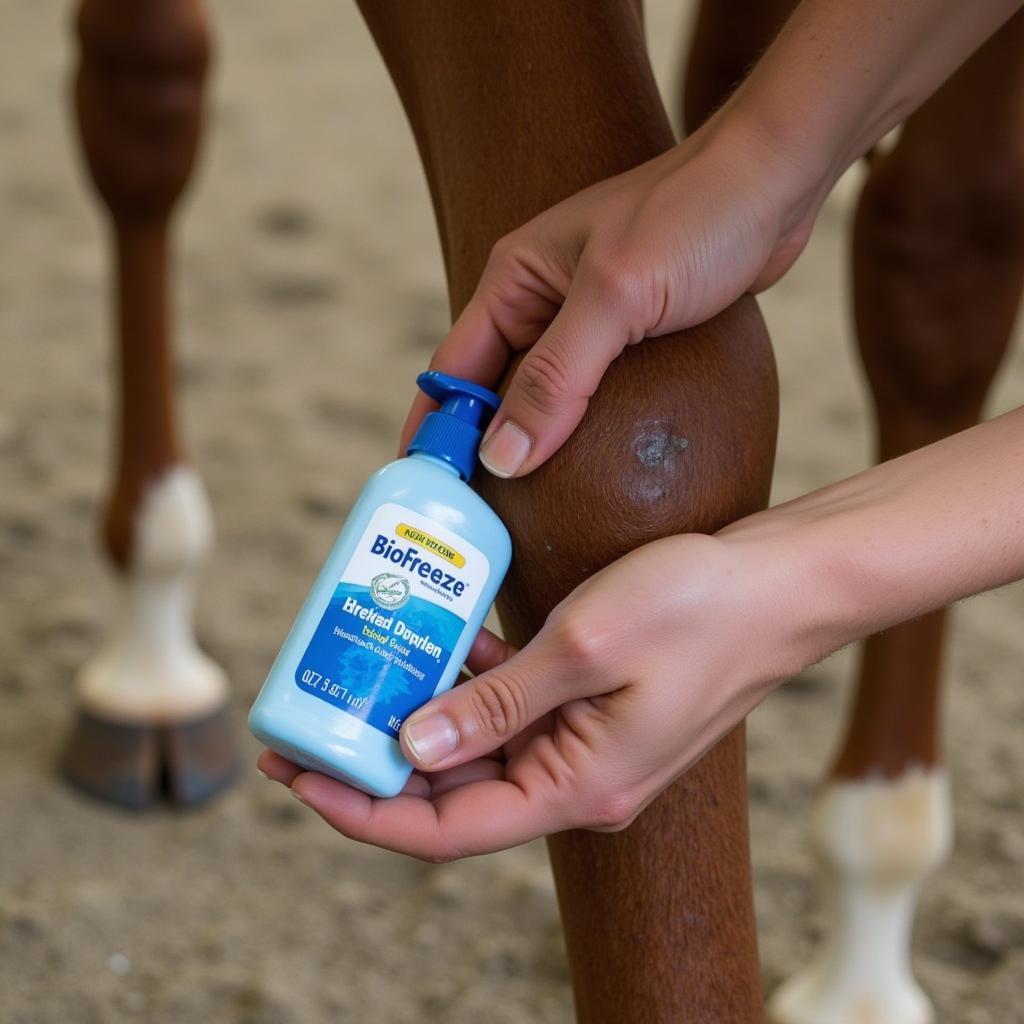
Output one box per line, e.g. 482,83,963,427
249,371,512,797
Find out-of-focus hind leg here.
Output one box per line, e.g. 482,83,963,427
770,13,1024,1024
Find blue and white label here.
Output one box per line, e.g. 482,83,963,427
296,503,489,738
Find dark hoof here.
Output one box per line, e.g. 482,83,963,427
163,705,238,806
62,705,238,810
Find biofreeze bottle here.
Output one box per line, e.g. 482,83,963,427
249,371,512,797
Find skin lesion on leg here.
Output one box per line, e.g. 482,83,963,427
477,303,777,637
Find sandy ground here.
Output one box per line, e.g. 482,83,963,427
2,2,1023,1022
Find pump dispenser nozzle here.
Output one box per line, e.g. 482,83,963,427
407,371,502,480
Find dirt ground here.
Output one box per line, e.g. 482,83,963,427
2,2,1023,1022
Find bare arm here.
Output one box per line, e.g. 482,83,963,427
261,406,1024,858
722,406,1024,667
729,0,1024,236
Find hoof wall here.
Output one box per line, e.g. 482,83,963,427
62,705,237,810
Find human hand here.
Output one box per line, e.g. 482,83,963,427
399,112,823,478
257,529,815,861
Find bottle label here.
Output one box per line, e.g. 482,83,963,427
295,502,489,739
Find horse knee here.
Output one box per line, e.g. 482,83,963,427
854,150,1024,428
476,297,777,644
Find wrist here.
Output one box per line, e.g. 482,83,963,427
691,94,832,261
705,8,889,232
714,502,870,682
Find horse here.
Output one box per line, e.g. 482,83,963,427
65,1,1024,1020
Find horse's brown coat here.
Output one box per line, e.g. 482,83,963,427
75,0,209,568
360,2,777,1018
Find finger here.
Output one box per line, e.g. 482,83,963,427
399,632,605,771
398,238,570,456
258,749,430,799
423,755,506,799
464,626,518,677
401,771,432,798
477,272,634,478
291,769,566,860
257,749,304,786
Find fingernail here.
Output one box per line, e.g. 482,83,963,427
404,713,458,766
479,421,533,478
291,787,307,804
257,769,271,781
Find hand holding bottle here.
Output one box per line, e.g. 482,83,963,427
260,406,1024,859
258,0,1024,855
259,529,808,857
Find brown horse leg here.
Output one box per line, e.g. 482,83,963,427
682,0,797,132
357,2,776,1019
770,13,1024,1024
64,0,235,809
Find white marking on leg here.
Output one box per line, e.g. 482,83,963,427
75,465,228,722
769,766,953,1024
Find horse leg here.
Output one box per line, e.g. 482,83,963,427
682,0,796,132
358,2,777,1018
64,0,235,809
769,14,1024,1023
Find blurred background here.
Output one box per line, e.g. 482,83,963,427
2,1,1023,1021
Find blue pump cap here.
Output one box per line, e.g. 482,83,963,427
407,371,502,480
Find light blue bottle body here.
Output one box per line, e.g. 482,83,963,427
249,450,511,797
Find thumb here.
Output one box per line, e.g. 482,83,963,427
399,632,586,771
478,271,635,478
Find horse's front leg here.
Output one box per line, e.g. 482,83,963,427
64,0,235,808
359,2,778,1018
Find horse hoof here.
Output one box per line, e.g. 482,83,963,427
61,704,237,810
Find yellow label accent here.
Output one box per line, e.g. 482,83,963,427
396,524,466,567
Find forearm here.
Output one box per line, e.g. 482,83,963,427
721,407,1024,667
718,0,1024,224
